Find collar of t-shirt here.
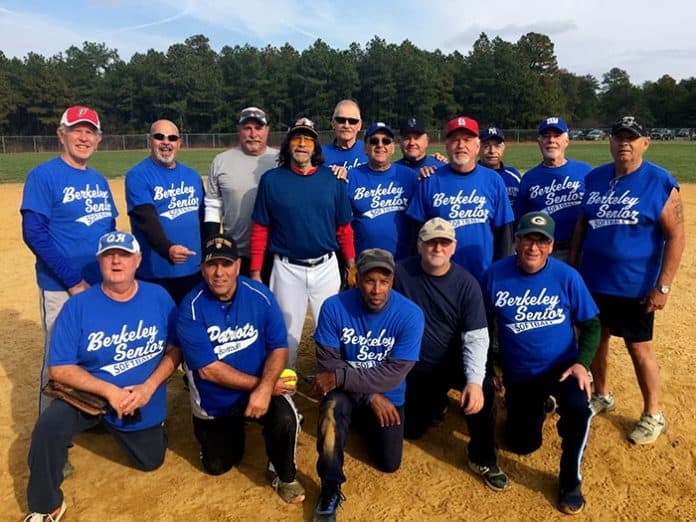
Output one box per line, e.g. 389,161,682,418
291,165,318,176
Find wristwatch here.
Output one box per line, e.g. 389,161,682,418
657,285,670,295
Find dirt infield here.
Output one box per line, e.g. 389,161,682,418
1,180,695,521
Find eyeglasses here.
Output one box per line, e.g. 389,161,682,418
368,137,393,146
334,116,360,125
151,133,180,142
520,236,553,247
289,135,315,146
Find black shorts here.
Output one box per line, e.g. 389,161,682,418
592,292,654,343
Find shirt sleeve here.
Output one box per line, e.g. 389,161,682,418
205,158,223,223
48,298,82,366
125,169,154,211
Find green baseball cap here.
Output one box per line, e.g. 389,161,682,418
516,212,555,240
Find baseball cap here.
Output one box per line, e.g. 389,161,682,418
516,212,555,241
365,122,395,140
446,116,479,137
288,117,319,139
419,217,456,242
203,234,239,263
610,116,647,138
399,116,426,136
538,116,569,135
357,248,395,275
60,105,101,131
480,127,505,142
239,106,268,126
96,231,140,256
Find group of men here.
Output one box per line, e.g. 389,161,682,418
19,102,683,521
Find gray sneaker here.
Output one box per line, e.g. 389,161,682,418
271,476,306,504
628,412,667,445
589,393,615,416
468,461,510,491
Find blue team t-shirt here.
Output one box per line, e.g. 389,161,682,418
347,163,418,259
494,164,522,215
125,157,204,279
514,159,591,241
252,165,353,259
579,161,678,298
483,256,598,382
177,277,288,418
314,288,423,406
406,164,514,281
49,281,177,431
20,157,117,290
322,142,367,172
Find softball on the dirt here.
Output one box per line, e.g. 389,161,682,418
280,368,298,387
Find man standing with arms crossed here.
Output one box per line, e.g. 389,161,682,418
204,107,278,278
21,105,117,414
570,116,685,444
515,117,591,260
125,119,204,304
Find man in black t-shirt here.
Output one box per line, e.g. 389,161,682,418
394,217,509,492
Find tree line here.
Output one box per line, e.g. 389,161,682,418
2,32,695,136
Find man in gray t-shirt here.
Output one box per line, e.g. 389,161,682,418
204,106,278,277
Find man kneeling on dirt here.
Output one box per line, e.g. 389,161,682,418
312,248,424,521
25,231,181,522
176,233,305,504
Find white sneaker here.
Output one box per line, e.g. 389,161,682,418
24,501,66,522
628,412,667,445
590,393,615,416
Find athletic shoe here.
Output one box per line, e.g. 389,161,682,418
313,482,345,522
24,501,66,522
558,485,585,515
467,461,510,491
589,393,616,416
271,476,305,504
628,411,667,445
544,395,558,415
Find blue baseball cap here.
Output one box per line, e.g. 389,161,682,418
96,231,141,255
538,117,569,135
480,127,505,142
364,122,394,141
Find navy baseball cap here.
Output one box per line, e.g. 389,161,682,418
399,116,426,136
96,231,140,255
610,116,647,138
365,122,394,140
538,117,569,134
516,212,555,240
203,233,239,263
480,127,505,142
287,117,319,139
239,107,267,126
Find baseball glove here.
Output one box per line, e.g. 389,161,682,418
43,380,109,416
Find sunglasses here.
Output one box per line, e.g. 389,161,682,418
289,135,315,145
334,116,360,125
151,133,180,142
368,137,393,146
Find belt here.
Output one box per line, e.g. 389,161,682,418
279,251,333,267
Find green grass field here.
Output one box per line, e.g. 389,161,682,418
1,140,695,184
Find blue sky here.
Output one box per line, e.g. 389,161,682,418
1,0,694,85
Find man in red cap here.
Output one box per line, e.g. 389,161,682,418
20,105,117,416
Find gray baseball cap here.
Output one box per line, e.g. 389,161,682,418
357,248,395,275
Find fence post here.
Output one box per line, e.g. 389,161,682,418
122,135,126,150
1,136,5,154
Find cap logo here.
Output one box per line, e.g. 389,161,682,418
488,128,498,135
546,117,559,125
376,122,386,128
458,118,466,126
408,117,417,128
79,108,88,117
620,116,636,126
104,232,126,244
530,215,547,226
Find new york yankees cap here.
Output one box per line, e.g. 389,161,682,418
203,233,239,263
357,248,395,275
96,231,140,255
516,212,555,241
538,116,569,135
445,116,480,137
399,116,426,136
610,116,647,138
419,217,456,242
239,106,268,126
480,127,505,142
60,105,101,131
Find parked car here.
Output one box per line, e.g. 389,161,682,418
676,128,691,139
585,129,606,141
650,128,674,140
569,129,585,140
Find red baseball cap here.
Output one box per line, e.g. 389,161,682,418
446,116,479,137
60,105,101,131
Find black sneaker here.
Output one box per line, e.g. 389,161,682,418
313,482,345,522
468,461,510,491
545,395,558,415
558,484,585,515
